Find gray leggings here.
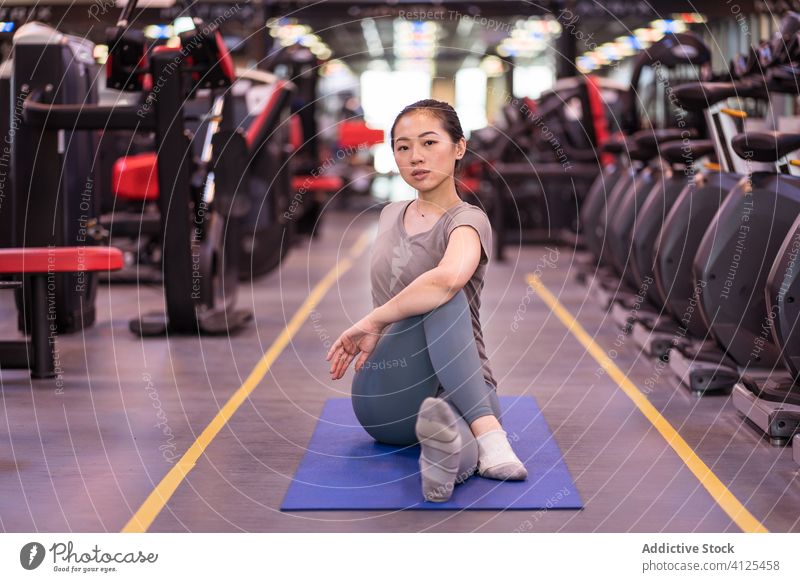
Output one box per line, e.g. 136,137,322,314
351,289,502,472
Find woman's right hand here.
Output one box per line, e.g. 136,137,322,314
325,314,386,380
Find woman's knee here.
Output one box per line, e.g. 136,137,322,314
421,289,472,340
350,319,439,446
350,380,426,445
429,288,469,317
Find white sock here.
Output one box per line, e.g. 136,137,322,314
476,429,528,480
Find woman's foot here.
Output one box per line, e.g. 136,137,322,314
415,397,463,502
476,429,528,481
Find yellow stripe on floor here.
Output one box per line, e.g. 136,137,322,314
526,274,769,533
122,228,374,533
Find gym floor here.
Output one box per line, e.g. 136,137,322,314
1,205,798,533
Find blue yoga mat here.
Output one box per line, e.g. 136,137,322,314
281,395,583,510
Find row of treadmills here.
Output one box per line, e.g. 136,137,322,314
575,13,800,465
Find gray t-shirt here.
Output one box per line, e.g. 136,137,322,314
369,198,497,389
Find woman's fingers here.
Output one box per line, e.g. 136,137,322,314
354,351,369,372
326,338,342,361
330,348,348,379
340,352,355,379
334,350,358,380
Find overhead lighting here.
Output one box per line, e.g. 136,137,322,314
172,16,194,35
650,19,687,33
599,43,622,62
616,35,642,53
497,18,553,59
93,44,108,64
300,33,320,47
577,56,596,74
362,18,385,58
455,14,474,36
671,12,707,24
634,27,664,44
320,59,350,76
367,59,391,72
480,55,505,77
395,58,434,75
393,20,437,61
144,24,172,39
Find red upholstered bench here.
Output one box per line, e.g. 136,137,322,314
459,176,480,195
338,120,384,149
291,174,344,193
0,247,124,378
112,152,160,201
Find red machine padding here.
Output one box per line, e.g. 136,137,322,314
0,247,124,274
292,175,344,192
245,80,292,149
112,153,160,201
338,120,384,149
214,30,235,82
459,177,480,194
289,114,303,151
152,44,181,54
586,75,613,166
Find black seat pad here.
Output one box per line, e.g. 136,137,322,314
731,131,800,162
660,139,716,165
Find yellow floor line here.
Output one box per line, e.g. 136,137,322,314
122,229,374,533
526,274,769,533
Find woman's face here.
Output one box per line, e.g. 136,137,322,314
392,111,465,193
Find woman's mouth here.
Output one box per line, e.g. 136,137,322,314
411,170,430,181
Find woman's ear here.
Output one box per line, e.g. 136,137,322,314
456,137,466,159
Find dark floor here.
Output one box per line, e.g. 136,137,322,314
1,204,799,533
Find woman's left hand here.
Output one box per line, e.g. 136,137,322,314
325,314,386,380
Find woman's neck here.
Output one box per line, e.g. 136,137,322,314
417,180,461,215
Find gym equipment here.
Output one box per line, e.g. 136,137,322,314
0,58,11,254
281,396,582,510
469,76,624,260
230,67,297,279
0,247,123,378
578,32,712,296
652,82,770,390
659,50,800,394
263,42,339,238
18,8,255,335
626,77,772,364
729,130,800,444
9,23,103,334
583,21,800,399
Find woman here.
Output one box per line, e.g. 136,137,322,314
325,99,527,503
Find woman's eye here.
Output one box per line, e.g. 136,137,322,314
425,140,435,146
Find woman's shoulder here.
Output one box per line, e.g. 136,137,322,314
450,200,491,224
379,200,408,217
376,200,407,232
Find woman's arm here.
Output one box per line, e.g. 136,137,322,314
370,225,483,327
325,225,483,379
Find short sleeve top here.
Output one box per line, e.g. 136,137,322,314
369,199,497,389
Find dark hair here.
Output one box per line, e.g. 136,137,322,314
390,99,466,176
